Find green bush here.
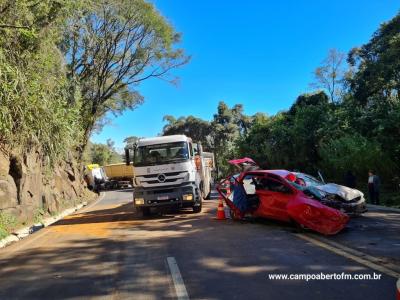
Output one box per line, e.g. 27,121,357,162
0,1,83,164
319,134,395,181
0,212,18,239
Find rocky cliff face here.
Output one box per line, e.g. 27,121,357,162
0,149,94,224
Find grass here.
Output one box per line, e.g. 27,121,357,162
33,208,46,224
0,211,18,239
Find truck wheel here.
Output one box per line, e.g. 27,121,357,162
204,182,212,200
199,182,205,199
135,207,151,217
193,199,202,213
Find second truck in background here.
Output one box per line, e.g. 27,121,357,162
103,163,134,189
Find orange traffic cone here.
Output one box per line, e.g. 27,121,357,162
216,197,226,220
396,278,400,300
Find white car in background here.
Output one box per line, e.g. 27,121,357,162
293,172,367,216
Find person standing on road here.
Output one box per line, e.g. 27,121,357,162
368,170,380,205
344,170,356,188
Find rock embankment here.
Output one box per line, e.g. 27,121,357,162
0,149,94,225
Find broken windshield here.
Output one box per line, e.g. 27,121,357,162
286,180,326,200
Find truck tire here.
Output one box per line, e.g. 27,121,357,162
193,199,202,213
199,182,206,199
135,207,151,217
204,183,212,200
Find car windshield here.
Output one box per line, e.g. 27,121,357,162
287,180,305,190
297,173,324,186
286,180,325,200
134,142,190,166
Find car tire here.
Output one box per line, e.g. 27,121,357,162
291,219,307,232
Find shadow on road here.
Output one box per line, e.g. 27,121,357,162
0,197,398,300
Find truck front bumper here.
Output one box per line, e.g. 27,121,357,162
133,183,200,208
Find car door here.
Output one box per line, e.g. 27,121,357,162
254,175,293,221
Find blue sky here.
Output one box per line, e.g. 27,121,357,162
92,0,399,150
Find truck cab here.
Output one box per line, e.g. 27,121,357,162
126,135,214,216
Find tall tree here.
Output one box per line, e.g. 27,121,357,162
310,48,347,103
162,115,212,150
123,136,140,147
62,0,189,148
347,12,400,104
346,12,400,170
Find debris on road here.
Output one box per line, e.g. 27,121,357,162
0,200,91,249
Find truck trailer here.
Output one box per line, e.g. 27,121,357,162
103,163,134,189
125,135,214,216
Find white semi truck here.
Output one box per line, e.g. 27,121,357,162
125,135,214,216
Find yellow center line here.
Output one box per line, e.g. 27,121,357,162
294,233,400,278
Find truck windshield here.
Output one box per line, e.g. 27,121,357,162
134,142,190,166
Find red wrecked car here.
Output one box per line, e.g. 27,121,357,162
217,158,349,235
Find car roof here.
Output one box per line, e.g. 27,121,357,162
243,169,292,178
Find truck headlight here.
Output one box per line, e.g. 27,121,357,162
135,198,145,205
183,194,193,201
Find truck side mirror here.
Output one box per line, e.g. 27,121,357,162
125,148,130,166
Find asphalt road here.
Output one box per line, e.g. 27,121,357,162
0,189,398,300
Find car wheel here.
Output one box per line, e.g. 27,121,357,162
291,219,307,232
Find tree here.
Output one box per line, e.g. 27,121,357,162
0,0,81,162
161,101,253,177
162,115,212,150
319,134,395,180
83,141,122,165
62,0,189,148
123,136,140,147
311,48,347,103
106,138,115,151
238,92,331,172
211,101,252,176
346,12,400,169
347,12,400,105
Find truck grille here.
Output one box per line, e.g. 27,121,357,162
146,178,178,184
137,171,188,187
142,171,183,178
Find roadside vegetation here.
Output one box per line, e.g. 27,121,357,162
0,211,18,239
0,0,187,230
162,12,400,207
0,0,187,163
0,1,398,208
83,140,123,166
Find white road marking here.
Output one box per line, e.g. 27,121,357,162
167,257,190,300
